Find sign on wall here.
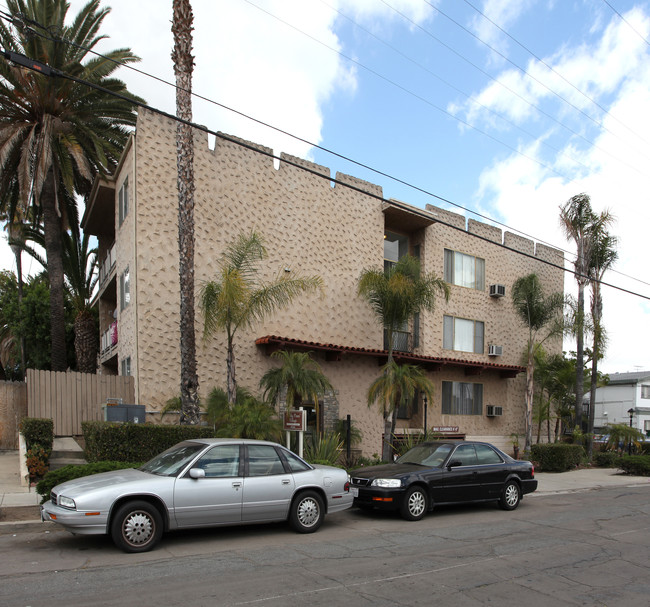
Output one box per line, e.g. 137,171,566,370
284,410,306,432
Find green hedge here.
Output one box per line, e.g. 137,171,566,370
618,455,650,476
36,461,142,504
82,421,215,462
20,418,54,451
593,451,621,468
530,443,585,472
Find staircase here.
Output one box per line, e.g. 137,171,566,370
49,437,86,471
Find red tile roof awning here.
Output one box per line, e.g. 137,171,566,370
255,335,524,379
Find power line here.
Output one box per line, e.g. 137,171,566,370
603,0,650,46
1,43,648,304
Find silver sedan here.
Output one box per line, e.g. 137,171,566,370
41,438,353,553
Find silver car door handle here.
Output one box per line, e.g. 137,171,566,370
282,479,291,485
232,481,242,488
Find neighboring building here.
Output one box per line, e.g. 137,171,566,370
82,108,564,456
590,371,650,437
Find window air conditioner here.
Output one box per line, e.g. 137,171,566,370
489,284,506,297
486,405,503,417
488,344,503,356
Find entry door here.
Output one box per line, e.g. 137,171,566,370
173,444,243,527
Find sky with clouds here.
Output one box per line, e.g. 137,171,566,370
2,0,649,373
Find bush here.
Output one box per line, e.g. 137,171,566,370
618,455,650,476
82,421,215,462
20,418,54,481
593,451,620,468
530,443,585,472
36,461,142,504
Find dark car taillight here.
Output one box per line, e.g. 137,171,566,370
344,481,350,492
531,465,535,478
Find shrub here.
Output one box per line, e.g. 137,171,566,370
82,421,214,462
530,443,585,472
20,418,54,481
26,445,51,479
304,432,343,466
618,455,650,476
36,461,142,504
593,451,620,468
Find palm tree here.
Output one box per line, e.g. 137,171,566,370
358,255,449,361
171,0,200,425
559,193,596,430
200,231,322,405
17,218,99,373
586,212,617,458
259,350,334,435
367,360,434,461
511,273,564,453
358,254,448,460
0,0,143,371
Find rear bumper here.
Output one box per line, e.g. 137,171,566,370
521,478,538,496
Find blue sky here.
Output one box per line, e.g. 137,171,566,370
2,0,649,373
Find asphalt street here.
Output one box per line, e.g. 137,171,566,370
1,484,649,607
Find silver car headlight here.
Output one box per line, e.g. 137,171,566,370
58,495,76,509
371,478,401,488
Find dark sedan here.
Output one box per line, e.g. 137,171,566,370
350,441,537,521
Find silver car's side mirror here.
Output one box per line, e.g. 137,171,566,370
189,468,205,479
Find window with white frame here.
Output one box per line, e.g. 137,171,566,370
444,249,485,290
384,231,408,271
443,315,484,354
442,381,483,415
118,176,129,226
120,267,130,310
121,356,131,376
641,385,650,399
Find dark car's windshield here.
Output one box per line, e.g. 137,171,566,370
140,442,205,476
397,443,453,467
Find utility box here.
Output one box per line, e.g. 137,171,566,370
103,403,146,423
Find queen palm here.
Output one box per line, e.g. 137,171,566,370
200,231,322,405
511,273,564,453
0,0,142,370
260,350,334,435
367,360,434,461
559,193,596,430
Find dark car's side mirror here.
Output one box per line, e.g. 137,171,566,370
189,468,206,479
447,460,462,469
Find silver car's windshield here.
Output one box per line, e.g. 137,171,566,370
397,443,453,467
140,443,204,476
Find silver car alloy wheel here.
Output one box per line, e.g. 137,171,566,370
122,510,155,546
504,483,519,507
297,495,320,528
408,490,426,517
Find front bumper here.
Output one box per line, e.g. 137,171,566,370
352,487,403,511
41,503,109,536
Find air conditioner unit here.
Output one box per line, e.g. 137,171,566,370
489,284,506,298
488,344,503,356
486,405,503,417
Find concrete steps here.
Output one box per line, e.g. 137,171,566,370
49,437,86,471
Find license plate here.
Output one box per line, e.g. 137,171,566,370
351,487,359,497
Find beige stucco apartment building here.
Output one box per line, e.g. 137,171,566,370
82,108,564,457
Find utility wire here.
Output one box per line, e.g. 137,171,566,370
0,44,648,303
603,0,650,46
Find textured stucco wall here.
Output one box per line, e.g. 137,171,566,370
107,108,564,455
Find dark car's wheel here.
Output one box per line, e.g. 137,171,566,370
499,480,521,511
400,486,428,521
111,500,163,553
290,491,325,533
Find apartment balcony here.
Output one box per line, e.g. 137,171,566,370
384,329,413,353
100,321,118,362
99,243,117,289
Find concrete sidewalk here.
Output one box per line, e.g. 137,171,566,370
1,447,649,529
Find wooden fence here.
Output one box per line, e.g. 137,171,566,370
0,380,27,449
26,369,135,436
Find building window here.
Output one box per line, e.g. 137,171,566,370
396,390,420,419
384,231,408,271
120,267,130,310
118,176,129,226
443,315,484,354
121,356,131,376
442,381,483,415
641,385,650,399
444,249,485,290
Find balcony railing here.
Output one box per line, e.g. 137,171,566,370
101,321,118,354
99,243,117,287
384,329,413,353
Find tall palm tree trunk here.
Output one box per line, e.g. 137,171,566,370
587,286,602,459
9,224,26,377
172,0,200,424
41,171,68,372
575,283,585,430
226,335,237,406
